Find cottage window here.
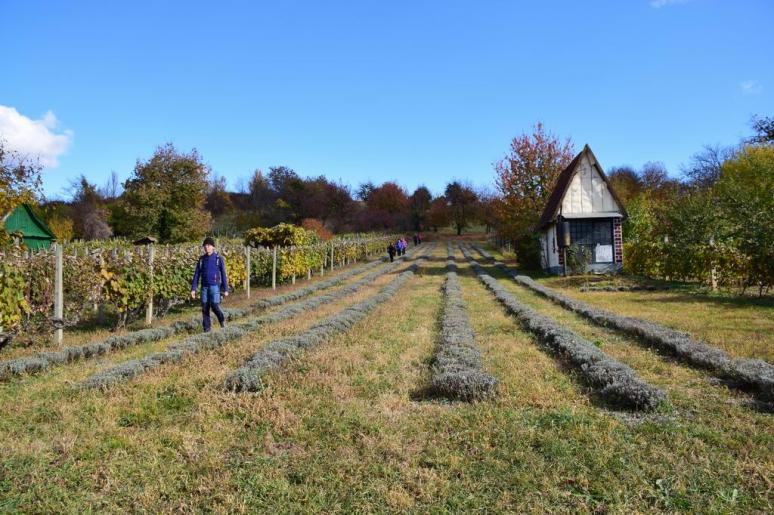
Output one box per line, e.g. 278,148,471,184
569,219,613,263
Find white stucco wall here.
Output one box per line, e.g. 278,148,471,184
561,154,619,215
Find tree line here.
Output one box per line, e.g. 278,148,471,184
2,142,491,245
2,115,772,292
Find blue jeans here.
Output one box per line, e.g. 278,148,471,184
201,284,225,332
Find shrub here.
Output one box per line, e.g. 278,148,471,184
565,244,591,275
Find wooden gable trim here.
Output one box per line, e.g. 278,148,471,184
538,145,628,230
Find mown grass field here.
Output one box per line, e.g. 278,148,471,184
0,240,772,513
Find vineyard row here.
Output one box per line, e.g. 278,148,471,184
0,235,397,339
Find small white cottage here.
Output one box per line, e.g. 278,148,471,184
538,145,626,274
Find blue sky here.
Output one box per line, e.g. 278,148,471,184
1,0,772,199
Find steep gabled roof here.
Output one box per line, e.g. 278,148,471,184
2,203,57,240
537,144,627,229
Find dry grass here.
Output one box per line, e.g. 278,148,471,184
0,242,772,513
535,275,774,363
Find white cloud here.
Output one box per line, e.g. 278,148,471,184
650,0,691,7
0,105,73,167
740,80,763,95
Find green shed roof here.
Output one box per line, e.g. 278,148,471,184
3,204,57,241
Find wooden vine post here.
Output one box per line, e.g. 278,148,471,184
709,236,718,291
291,245,296,285
330,242,335,271
244,246,251,299
53,242,63,345
272,246,277,291
145,243,155,326
97,252,105,324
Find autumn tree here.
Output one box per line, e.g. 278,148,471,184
71,175,112,240
426,196,450,232
0,140,42,246
100,171,123,200
476,186,499,234
607,166,643,205
301,218,333,240
41,202,74,242
300,176,353,230
639,162,680,200
267,166,304,224
494,123,574,266
364,182,409,229
206,173,234,218
113,143,211,243
445,181,478,235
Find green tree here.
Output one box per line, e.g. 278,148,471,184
716,145,774,292
750,115,774,144
114,143,211,243
445,181,478,235
409,186,432,231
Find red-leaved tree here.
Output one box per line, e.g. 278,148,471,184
494,122,574,267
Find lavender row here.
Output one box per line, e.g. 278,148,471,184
0,251,400,382
460,245,665,411
80,246,432,389
471,244,774,400
429,243,497,401
224,252,431,393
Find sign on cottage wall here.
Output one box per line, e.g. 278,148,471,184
595,244,613,263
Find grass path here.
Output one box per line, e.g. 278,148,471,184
0,241,771,512
0,260,418,511
523,264,774,363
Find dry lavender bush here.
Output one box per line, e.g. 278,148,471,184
428,243,497,401
472,244,774,401
461,245,665,411
224,249,433,393
81,246,430,389
0,250,404,382
579,285,663,292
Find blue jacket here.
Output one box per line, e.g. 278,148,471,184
191,252,229,292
